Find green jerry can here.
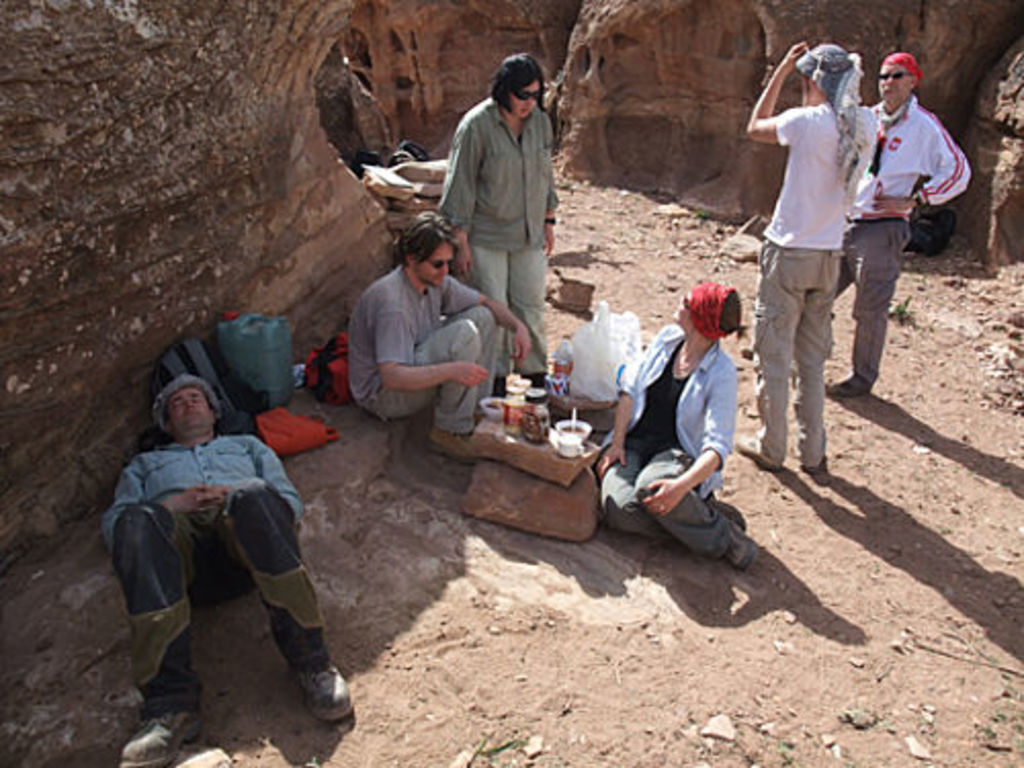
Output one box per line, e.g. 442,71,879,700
217,313,293,407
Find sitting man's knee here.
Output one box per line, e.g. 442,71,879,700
226,481,294,527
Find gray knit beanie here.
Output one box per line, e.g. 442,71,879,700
152,374,221,431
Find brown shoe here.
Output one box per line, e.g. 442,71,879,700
428,426,479,463
827,377,872,399
736,436,782,472
800,457,831,487
119,711,200,768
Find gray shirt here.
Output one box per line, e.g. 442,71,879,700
439,98,558,251
347,267,481,404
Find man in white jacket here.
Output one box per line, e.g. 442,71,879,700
829,52,970,398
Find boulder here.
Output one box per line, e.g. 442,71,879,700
462,460,599,542
0,1,393,555
962,35,1024,269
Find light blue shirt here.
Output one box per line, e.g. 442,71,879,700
612,325,737,499
101,434,303,549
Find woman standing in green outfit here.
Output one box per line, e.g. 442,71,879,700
440,52,558,388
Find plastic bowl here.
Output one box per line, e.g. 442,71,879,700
478,396,504,422
554,418,592,443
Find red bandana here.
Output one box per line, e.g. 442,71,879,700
882,52,922,82
688,282,734,341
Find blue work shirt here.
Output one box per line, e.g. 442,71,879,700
101,434,303,549
611,325,737,499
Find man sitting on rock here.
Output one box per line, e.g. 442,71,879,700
348,211,530,460
104,374,351,768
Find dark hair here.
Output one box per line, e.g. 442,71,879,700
719,289,747,337
491,53,545,112
397,212,458,265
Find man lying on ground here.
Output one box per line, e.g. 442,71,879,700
104,374,351,768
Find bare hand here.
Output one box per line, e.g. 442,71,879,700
640,478,685,517
510,322,532,364
596,444,626,479
779,41,809,73
163,485,230,514
450,361,489,388
453,244,473,277
544,223,555,256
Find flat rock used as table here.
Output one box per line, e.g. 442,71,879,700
462,460,598,542
470,419,599,487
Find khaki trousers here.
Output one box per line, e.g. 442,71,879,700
368,304,496,434
752,241,840,467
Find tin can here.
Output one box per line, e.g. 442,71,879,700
546,373,569,397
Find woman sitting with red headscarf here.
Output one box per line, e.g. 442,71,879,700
596,283,758,570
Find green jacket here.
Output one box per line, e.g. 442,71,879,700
440,98,558,251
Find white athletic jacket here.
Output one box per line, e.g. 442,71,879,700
852,95,970,221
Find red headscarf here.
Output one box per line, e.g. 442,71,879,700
687,282,734,341
882,52,922,82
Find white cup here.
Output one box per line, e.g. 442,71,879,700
556,431,583,458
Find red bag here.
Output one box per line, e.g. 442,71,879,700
305,332,352,405
256,407,339,456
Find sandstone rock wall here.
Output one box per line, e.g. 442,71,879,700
0,1,392,555
962,37,1024,269
339,0,581,158
557,0,1024,219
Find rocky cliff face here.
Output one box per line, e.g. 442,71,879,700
0,1,391,555
963,36,1024,270
2,0,1022,559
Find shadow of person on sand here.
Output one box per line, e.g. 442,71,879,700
830,395,1023,501
775,469,1024,662
476,515,867,647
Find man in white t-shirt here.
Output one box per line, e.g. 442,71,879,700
738,42,875,482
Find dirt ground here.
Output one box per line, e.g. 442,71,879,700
1,178,1022,768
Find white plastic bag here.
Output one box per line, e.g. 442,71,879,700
570,301,641,401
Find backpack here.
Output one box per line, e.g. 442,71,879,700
905,208,957,257
305,332,352,405
150,338,267,436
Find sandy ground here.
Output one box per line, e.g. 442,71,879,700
1,178,1022,768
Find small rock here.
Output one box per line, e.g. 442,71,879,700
773,640,793,655
523,735,544,758
848,657,866,668
782,610,797,624
701,713,736,741
759,721,776,734
488,625,501,635
905,735,932,760
177,750,232,768
821,733,837,747
448,749,474,768
839,707,877,729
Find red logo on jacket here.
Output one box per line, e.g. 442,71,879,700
887,137,902,152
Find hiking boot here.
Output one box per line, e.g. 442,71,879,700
725,521,758,571
827,377,872,399
119,711,200,768
800,457,831,487
296,664,353,722
428,426,479,463
736,436,782,473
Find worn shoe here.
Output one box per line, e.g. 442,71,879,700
800,457,831,487
725,521,758,571
428,426,479,463
296,664,354,722
827,377,872,399
119,711,200,768
735,436,782,472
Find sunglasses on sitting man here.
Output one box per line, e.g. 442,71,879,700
878,71,908,81
513,87,541,102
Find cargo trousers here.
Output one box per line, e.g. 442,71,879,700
368,304,496,434
110,485,328,718
752,241,840,468
836,218,912,390
600,442,733,558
